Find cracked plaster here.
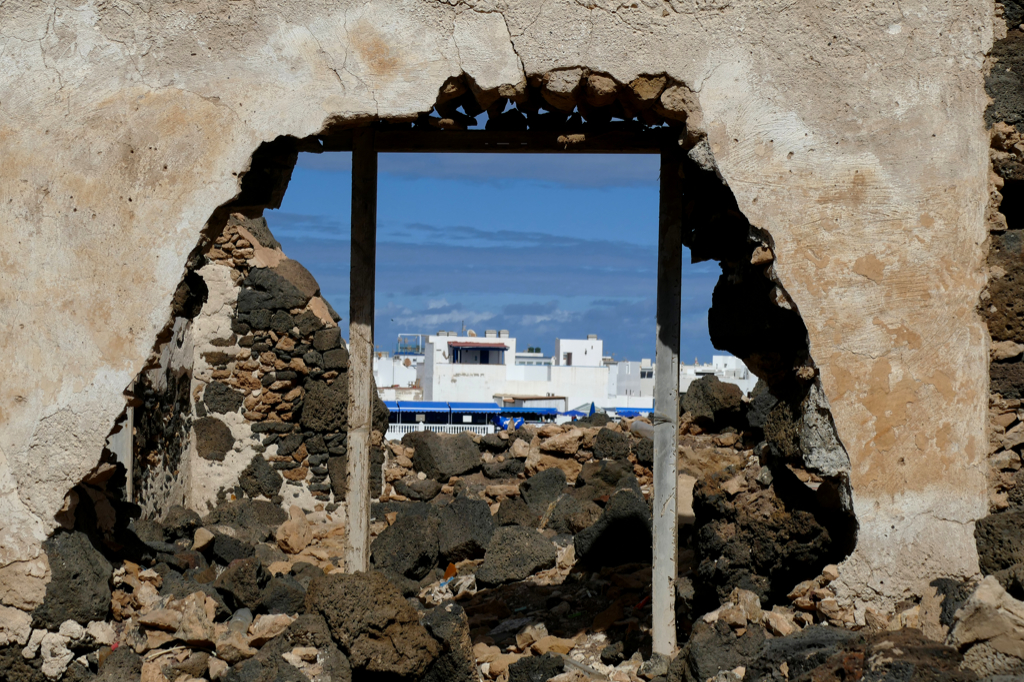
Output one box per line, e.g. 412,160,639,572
0,0,998,608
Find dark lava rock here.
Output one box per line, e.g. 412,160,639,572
245,613,352,682
131,517,165,544
313,327,341,352
576,412,612,427
574,483,652,568
987,29,1024,132
194,416,235,462
547,495,602,535
260,574,306,615
206,498,288,533
579,459,630,489
215,556,272,611
668,620,767,682
992,361,1024,400
421,602,477,682
328,455,347,500
270,310,294,333
209,530,256,565
594,428,631,460
204,381,245,414
159,571,231,619
746,379,777,431
290,562,327,590
438,496,496,563
301,376,348,432
495,497,540,527
984,230,1024,345
239,454,283,500
483,457,526,479
96,646,143,682
476,526,557,586
324,347,349,370
32,531,112,628
508,652,564,682
521,467,567,512
305,570,440,678
976,510,1024,575
479,433,509,453
403,431,482,481
238,260,319,312
294,310,325,336
632,435,654,467
231,214,281,250
682,375,744,426
394,477,442,501
162,505,202,542
276,433,304,457
744,626,974,682
371,514,440,581
0,642,47,682
693,466,836,606
372,500,440,522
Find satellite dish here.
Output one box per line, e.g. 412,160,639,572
467,329,477,337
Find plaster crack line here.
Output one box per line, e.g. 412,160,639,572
340,12,379,117
303,25,346,92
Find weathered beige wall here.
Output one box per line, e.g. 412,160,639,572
0,0,996,609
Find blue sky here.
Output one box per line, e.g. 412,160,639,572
264,152,721,362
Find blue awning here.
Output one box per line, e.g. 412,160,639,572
501,406,558,416
561,410,587,417
613,408,651,417
396,401,450,413
448,402,501,414
384,401,399,412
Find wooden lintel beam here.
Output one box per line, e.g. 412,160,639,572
318,129,671,154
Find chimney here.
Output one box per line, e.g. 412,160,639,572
499,329,509,338
587,334,597,340
485,330,497,338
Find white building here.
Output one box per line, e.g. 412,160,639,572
373,330,756,411
614,358,655,399
680,355,758,394
373,333,426,401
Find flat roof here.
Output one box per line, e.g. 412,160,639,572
448,341,509,350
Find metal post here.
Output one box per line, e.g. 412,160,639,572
652,143,683,655
345,128,377,573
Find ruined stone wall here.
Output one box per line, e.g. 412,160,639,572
131,214,387,522
0,0,999,613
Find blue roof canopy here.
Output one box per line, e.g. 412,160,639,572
384,401,399,412
501,406,558,416
448,402,501,413
396,401,450,413
613,408,651,417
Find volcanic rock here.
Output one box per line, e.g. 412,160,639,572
305,571,440,678
32,531,112,629
476,527,557,587
194,416,235,462
403,431,482,481
370,514,440,581
437,495,496,563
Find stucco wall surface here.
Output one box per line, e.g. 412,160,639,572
0,0,997,608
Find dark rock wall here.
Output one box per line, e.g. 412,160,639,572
978,18,1024,594
131,213,387,519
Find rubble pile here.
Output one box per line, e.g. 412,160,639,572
5,374,1024,681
